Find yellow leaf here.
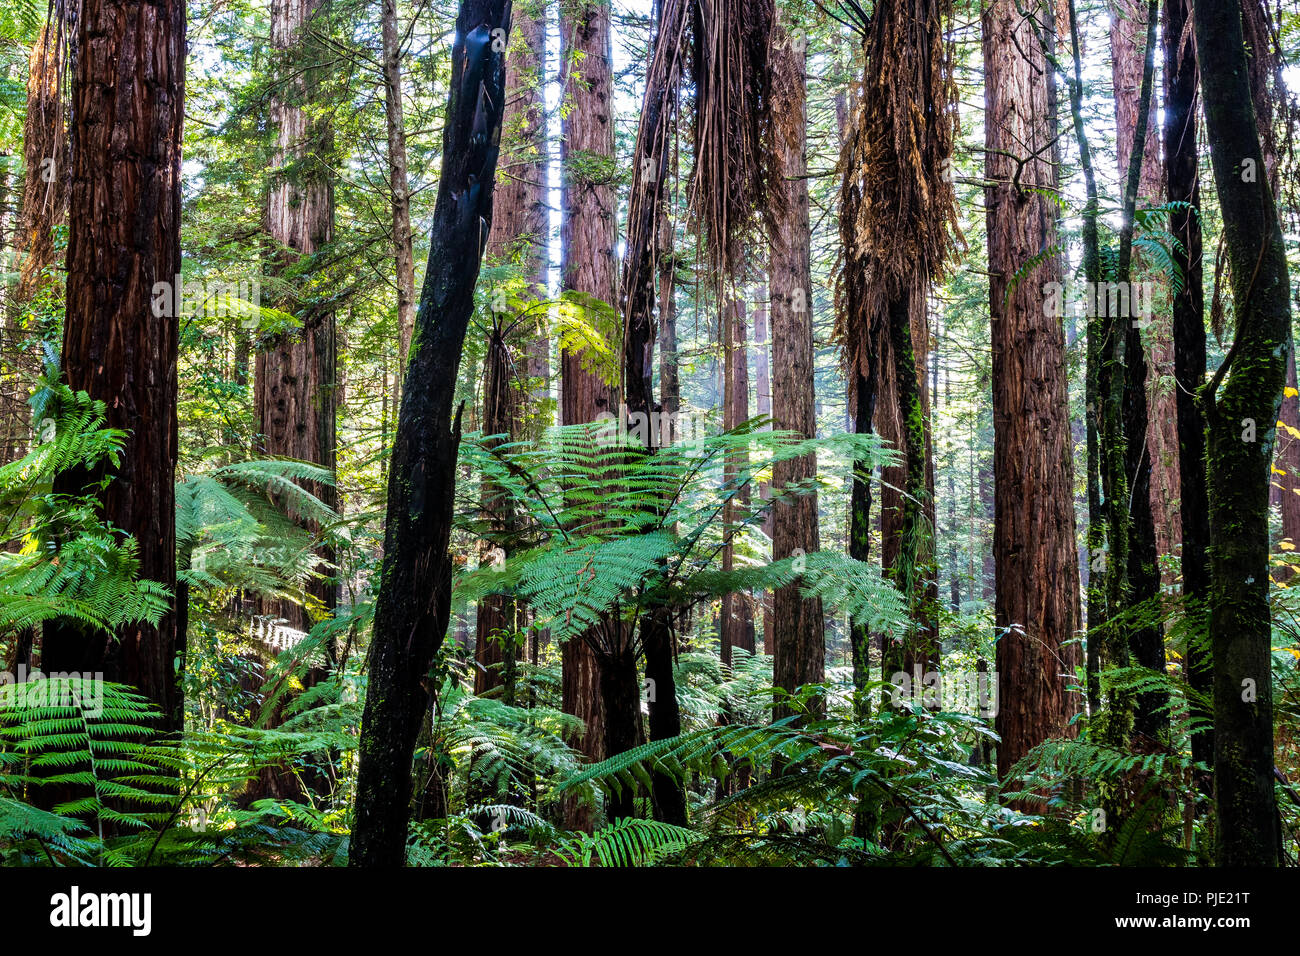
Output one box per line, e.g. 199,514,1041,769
1287,387,1299,398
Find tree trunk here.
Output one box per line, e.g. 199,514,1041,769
983,0,1080,781
1112,0,1181,596
380,0,417,404
3,22,66,466
256,0,338,635
721,298,755,664
1195,0,1286,868
42,0,186,732
767,26,824,720
753,300,774,654
1112,0,1166,743
244,0,339,804
1163,0,1211,780
474,326,523,700
350,0,511,866
1241,0,1300,559
618,0,691,824
559,0,622,830
474,4,549,701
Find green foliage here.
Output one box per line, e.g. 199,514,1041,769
455,422,906,649
0,681,177,864
0,386,170,636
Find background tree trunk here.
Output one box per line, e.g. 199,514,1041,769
256,0,338,635
2,22,66,467
559,0,621,829
1164,0,1212,778
474,3,549,702
380,0,417,405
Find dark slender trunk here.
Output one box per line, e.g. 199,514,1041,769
1195,0,1287,867
1066,0,1104,718
475,326,522,700
350,0,511,866
618,0,690,824
1164,0,1211,782
599,637,641,820
1114,0,1166,743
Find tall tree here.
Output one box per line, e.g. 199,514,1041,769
619,0,692,825
1241,0,1300,560
1163,0,1212,778
767,19,824,719
350,0,511,866
837,0,955,690
380,0,417,404
1194,0,1287,868
1111,0,1181,590
41,0,186,730
721,296,755,664
559,0,627,825
983,0,1080,780
475,0,548,702
1111,0,1166,743
2,20,65,466
256,0,338,634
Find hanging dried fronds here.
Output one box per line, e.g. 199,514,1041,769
689,0,773,279
621,0,691,420
834,0,960,393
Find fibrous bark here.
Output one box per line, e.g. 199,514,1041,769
983,0,1081,780
42,0,186,731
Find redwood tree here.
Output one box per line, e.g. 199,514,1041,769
42,0,187,730
256,0,338,634
983,0,1081,779
767,21,824,720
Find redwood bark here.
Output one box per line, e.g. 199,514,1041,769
559,0,621,828
475,5,549,699
983,0,1080,780
767,28,824,719
42,0,186,731
3,23,66,466
256,0,338,634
